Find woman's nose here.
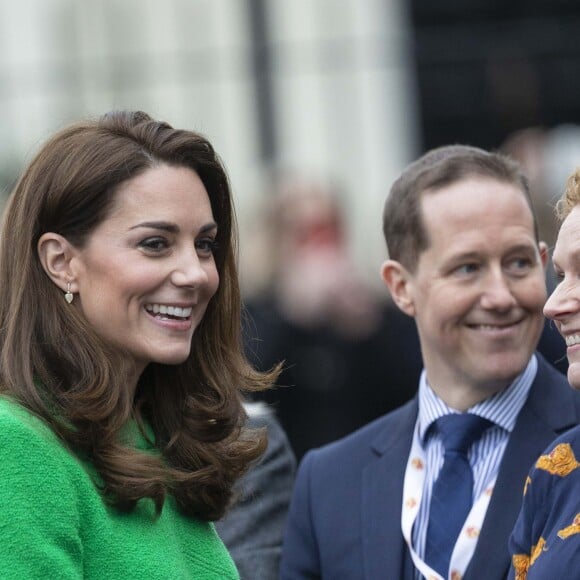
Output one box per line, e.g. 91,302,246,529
170,252,210,289
544,281,578,321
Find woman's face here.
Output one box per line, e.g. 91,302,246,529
70,164,220,375
544,204,580,389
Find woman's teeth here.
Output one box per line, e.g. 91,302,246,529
145,304,192,318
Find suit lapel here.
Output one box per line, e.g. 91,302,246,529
361,400,417,580
466,356,579,579
465,402,555,579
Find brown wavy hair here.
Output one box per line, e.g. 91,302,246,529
0,110,278,520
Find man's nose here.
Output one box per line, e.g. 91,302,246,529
479,271,517,311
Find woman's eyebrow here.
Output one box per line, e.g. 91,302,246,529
130,221,179,233
129,221,218,233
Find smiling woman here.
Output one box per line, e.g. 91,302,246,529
0,111,279,579
37,164,222,382
509,168,580,579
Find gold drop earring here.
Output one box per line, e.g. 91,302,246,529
65,282,74,304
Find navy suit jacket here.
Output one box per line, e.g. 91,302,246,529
280,354,580,580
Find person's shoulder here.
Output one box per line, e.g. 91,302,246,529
0,396,79,474
525,424,580,490
242,400,296,468
289,402,416,507
541,424,580,456
0,396,56,440
535,352,575,391
531,353,580,415
534,351,568,385
304,398,417,467
243,400,279,428
525,424,580,506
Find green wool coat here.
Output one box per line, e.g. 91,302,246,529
0,397,238,579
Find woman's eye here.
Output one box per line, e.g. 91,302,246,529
196,238,219,256
139,237,169,252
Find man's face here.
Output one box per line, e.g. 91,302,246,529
383,176,548,407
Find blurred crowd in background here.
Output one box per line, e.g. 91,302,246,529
2,0,580,459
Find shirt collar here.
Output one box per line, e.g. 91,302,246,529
417,354,538,444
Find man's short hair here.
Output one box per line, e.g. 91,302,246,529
382,144,539,272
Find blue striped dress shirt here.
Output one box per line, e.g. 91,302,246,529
410,355,537,578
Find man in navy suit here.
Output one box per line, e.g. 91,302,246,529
280,145,580,579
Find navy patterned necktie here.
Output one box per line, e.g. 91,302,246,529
424,413,492,578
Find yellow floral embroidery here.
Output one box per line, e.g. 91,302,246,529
523,475,531,496
511,553,529,580
530,537,546,566
558,513,580,539
536,443,580,476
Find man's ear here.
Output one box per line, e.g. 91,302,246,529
380,259,416,317
37,233,77,293
539,240,549,269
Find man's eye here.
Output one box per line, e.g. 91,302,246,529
507,257,533,274
455,264,478,275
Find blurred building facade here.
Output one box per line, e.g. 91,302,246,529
3,1,580,274
0,0,418,284
411,0,580,152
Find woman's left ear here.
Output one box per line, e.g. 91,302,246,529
37,232,77,293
